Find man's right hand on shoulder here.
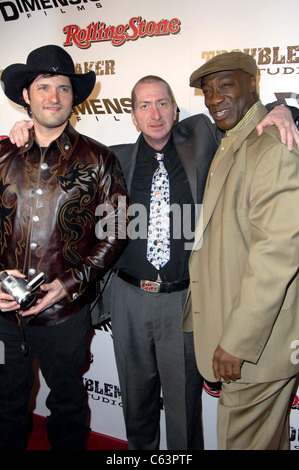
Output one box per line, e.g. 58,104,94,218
9,119,33,147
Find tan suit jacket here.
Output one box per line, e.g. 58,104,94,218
183,102,299,383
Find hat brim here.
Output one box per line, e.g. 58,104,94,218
1,63,96,106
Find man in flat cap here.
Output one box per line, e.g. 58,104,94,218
183,51,299,449
0,45,128,450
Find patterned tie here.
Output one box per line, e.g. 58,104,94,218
146,153,170,270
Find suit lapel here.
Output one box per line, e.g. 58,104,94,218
202,147,235,231
191,150,235,251
123,137,141,193
174,135,197,204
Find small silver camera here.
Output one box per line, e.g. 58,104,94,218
0,271,45,310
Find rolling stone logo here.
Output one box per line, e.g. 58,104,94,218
63,16,181,48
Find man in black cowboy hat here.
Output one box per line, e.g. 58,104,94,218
0,45,128,450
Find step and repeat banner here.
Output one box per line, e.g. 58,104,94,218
0,0,299,450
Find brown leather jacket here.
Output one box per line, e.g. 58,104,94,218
0,122,129,325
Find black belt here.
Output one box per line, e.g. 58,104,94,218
117,270,189,293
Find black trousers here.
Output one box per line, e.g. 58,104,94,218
0,307,90,450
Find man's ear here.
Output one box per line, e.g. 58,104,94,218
22,88,30,105
131,109,140,131
173,103,178,121
249,75,257,93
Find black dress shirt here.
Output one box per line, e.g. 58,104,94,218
117,134,195,282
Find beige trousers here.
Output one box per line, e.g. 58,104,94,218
217,375,297,450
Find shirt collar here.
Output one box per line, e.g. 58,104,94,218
226,101,262,138
140,133,174,163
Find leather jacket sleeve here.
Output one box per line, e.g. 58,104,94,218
58,142,129,302
0,123,129,325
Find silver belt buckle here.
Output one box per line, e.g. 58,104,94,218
140,280,161,293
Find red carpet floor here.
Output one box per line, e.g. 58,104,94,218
27,413,128,450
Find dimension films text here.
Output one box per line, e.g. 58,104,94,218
0,0,102,21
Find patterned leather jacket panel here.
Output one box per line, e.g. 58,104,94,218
0,122,129,325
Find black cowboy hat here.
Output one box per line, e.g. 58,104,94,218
1,45,96,106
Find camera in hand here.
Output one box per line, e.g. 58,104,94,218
0,271,45,310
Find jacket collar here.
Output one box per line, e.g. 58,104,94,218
19,121,79,159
